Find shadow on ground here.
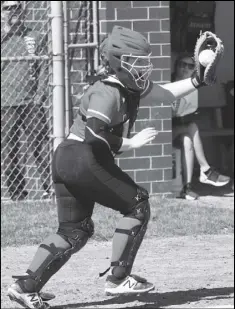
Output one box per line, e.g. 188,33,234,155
52,286,234,308
193,179,234,197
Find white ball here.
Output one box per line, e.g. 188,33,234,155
198,49,215,67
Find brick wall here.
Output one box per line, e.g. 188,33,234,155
99,1,172,195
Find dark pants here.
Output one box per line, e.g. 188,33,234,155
52,139,139,223
1,104,50,197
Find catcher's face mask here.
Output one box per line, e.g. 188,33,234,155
121,54,153,90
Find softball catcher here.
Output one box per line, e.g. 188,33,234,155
7,26,224,309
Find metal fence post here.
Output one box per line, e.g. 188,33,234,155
51,1,65,151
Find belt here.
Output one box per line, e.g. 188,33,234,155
67,133,84,142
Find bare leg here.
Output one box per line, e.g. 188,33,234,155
181,134,194,184
187,122,210,172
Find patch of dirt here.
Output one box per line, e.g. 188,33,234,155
1,234,234,308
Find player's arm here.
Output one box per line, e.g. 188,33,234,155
85,117,123,153
159,78,198,100
84,89,124,154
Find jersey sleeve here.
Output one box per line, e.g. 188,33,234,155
86,85,118,124
140,80,176,105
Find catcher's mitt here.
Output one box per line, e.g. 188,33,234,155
194,31,224,86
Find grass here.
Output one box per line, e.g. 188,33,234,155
1,196,234,247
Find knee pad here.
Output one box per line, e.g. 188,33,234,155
15,217,94,292
57,217,94,254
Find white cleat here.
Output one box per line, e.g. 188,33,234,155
7,284,50,309
105,274,155,296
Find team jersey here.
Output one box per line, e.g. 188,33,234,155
70,77,176,154
70,77,139,141
1,26,47,107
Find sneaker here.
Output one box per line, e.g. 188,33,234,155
42,191,50,199
180,183,199,200
105,274,155,296
200,168,230,187
7,283,51,309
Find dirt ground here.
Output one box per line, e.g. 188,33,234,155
1,234,234,309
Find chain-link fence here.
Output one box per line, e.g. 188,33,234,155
1,1,99,202
1,1,53,201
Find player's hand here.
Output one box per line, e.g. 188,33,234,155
130,127,158,149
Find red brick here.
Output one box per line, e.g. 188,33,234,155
153,131,172,143
132,1,160,7
150,70,161,82
152,156,171,168
135,120,162,132
108,1,131,8
161,44,171,56
119,158,150,170
136,169,163,182
152,181,171,193
150,32,170,44
99,8,115,20
151,57,171,69
101,21,132,33
151,107,171,119
163,143,172,155
135,144,162,157
149,7,169,19
161,19,170,31
137,107,150,120
162,69,171,81
163,119,172,131
116,8,147,20
136,182,151,193
164,168,172,180
133,20,160,33
117,150,135,158
150,45,161,56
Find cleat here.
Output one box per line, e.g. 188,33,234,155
7,283,51,309
105,274,155,296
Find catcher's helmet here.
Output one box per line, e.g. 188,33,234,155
104,26,153,91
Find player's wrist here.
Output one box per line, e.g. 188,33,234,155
119,137,133,152
191,75,206,89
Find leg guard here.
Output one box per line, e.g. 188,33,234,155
13,217,94,292
110,187,150,279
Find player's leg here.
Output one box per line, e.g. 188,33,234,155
88,157,154,295
188,122,230,186
7,141,95,308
